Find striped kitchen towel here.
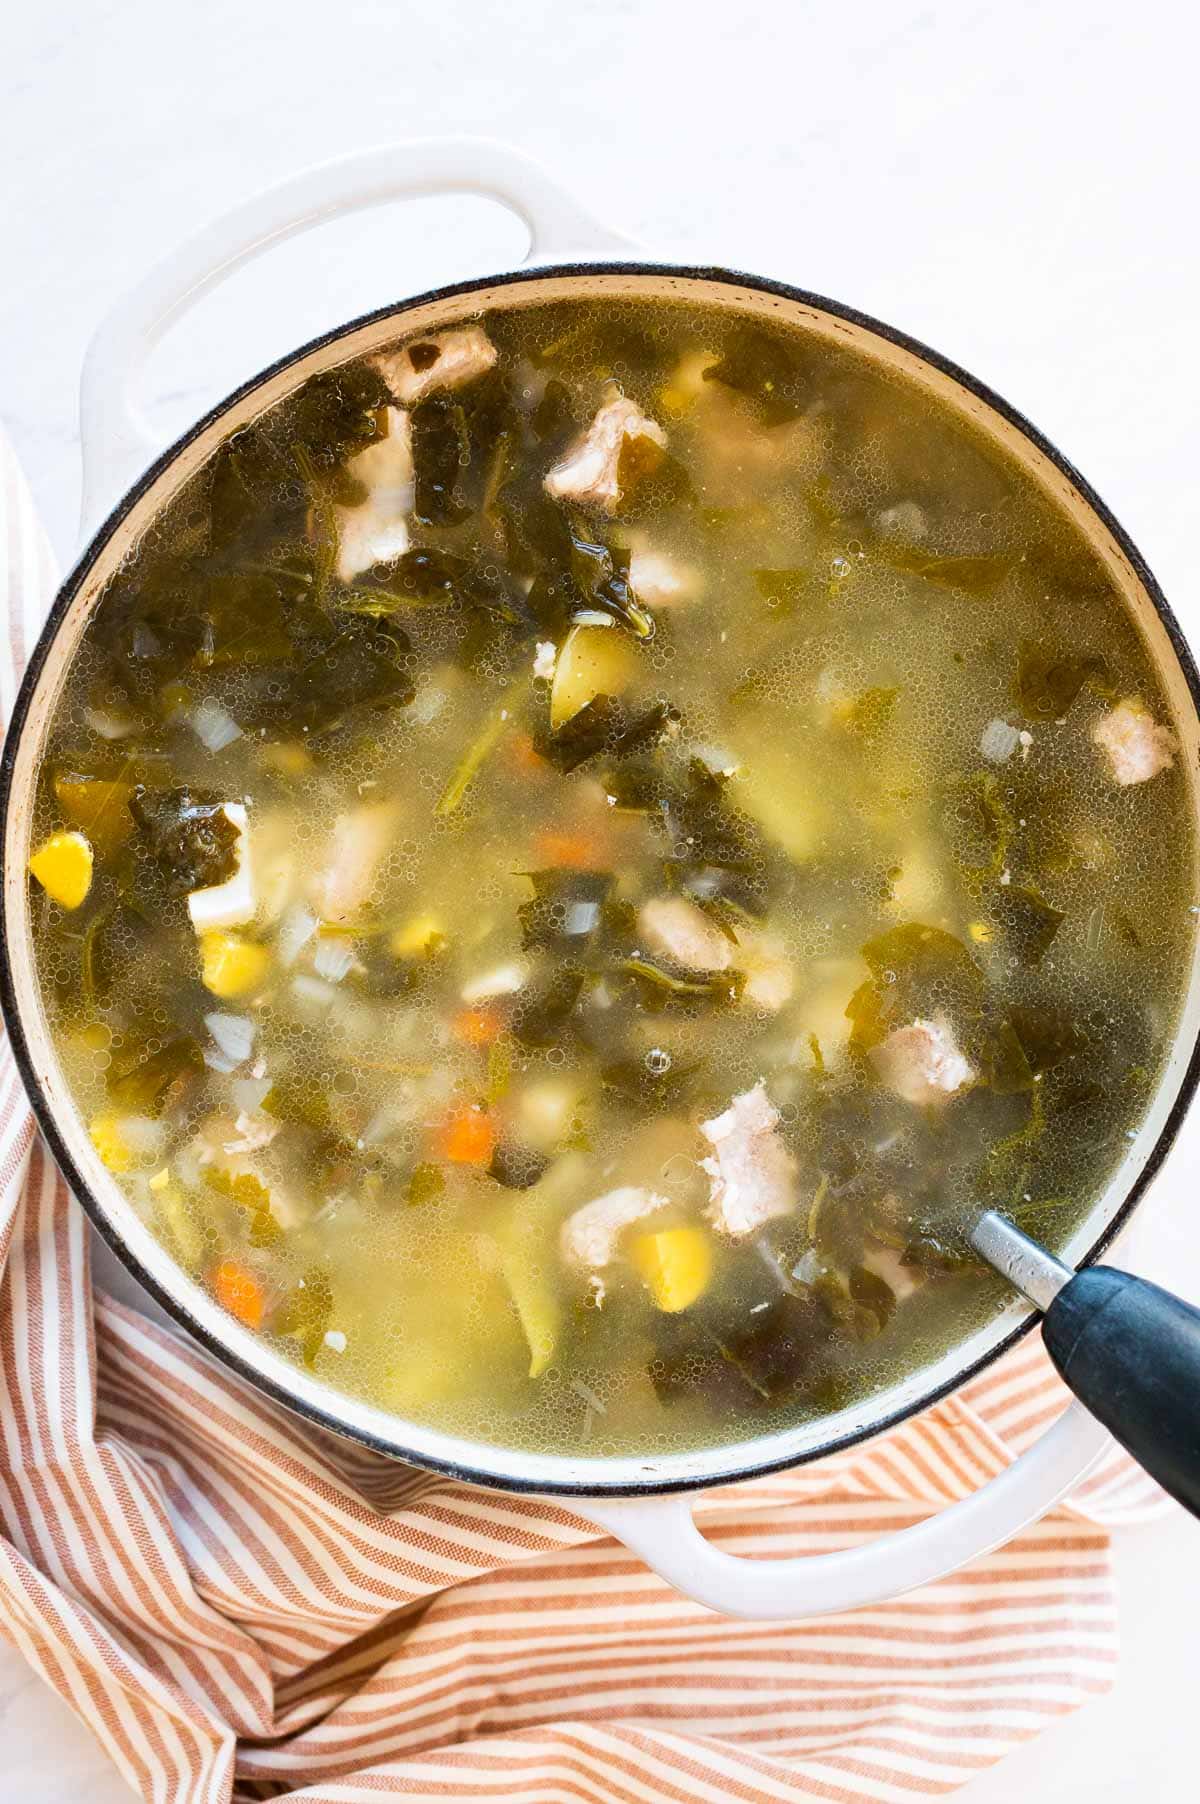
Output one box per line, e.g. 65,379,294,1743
0,427,1168,1804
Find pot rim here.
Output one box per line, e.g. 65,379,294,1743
4,258,1200,1498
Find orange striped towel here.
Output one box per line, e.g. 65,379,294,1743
0,428,1168,1804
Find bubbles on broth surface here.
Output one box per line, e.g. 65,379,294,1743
27,294,1195,1459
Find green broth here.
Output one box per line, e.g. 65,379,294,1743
27,297,1194,1457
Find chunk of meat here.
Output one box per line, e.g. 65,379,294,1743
560,1185,669,1271
628,546,702,608
375,326,498,405
544,396,666,514
690,384,818,502
638,896,732,973
861,1237,923,1304
1092,700,1176,786
700,1082,796,1238
310,803,397,924
334,406,413,581
870,1016,974,1106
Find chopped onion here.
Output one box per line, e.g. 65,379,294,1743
230,1075,272,1113
291,973,337,1008
563,900,601,936
224,1112,279,1155
569,1377,606,1415
83,704,138,741
410,684,448,727
118,1115,166,1157
461,960,528,1004
204,1010,256,1067
313,935,358,982
791,1248,823,1286
323,1330,347,1354
278,903,318,968
190,699,243,753
980,717,1020,765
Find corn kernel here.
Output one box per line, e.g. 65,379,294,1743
90,1112,134,1174
968,920,993,944
148,1167,171,1193
199,930,271,998
28,830,93,909
629,1226,714,1313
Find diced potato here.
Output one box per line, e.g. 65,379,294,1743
258,742,313,779
312,803,397,925
888,845,946,917
550,623,638,729
630,1226,714,1313
792,956,866,1065
514,1076,584,1152
90,1112,135,1174
29,830,93,909
656,349,718,416
732,749,824,863
200,931,271,999
499,1250,560,1377
389,912,445,958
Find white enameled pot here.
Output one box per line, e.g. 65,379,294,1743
4,140,1198,1620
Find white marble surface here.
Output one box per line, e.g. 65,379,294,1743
2,0,1199,1796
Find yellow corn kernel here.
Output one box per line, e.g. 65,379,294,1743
630,1226,714,1314
390,913,444,958
968,920,993,944
90,1112,134,1174
199,930,271,998
28,830,93,909
148,1167,171,1193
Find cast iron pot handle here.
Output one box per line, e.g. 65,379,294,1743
78,137,635,539
574,1398,1113,1620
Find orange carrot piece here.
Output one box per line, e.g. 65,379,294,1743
509,730,547,773
452,1005,503,1048
531,829,608,870
212,1259,265,1329
434,1105,495,1165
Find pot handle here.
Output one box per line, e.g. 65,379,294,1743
573,1397,1111,1620
78,137,635,540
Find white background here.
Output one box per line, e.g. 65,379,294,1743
1,0,1199,1796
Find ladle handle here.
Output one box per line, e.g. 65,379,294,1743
1043,1267,1200,1518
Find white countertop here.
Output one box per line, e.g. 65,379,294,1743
2,0,1198,1796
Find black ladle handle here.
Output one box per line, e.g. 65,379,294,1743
970,1211,1200,1519
1043,1268,1200,1518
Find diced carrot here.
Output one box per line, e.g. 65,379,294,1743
434,1105,496,1165
212,1259,265,1330
509,730,547,773
452,1005,503,1048
531,829,608,870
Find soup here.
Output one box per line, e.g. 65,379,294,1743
24,296,1194,1458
